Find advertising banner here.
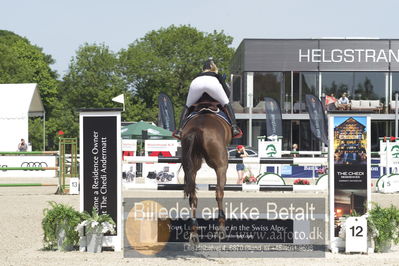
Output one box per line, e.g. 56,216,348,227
158,93,176,131
143,139,179,184
329,115,370,251
0,156,56,177
305,94,328,145
124,197,326,258
80,110,122,251
379,139,399,167
264,97,282,138
122,139,137,152
258,139,282,158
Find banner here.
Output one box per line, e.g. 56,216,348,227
80,110,122,251
264,97,282,138
329,115,370,250
158,93,176,131
0,156,56,177
305,94,328,145
258,138,282,158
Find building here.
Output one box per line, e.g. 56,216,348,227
230,38,399,151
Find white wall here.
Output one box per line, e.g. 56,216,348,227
0,116,28,152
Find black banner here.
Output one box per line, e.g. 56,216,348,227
264,97,282,138
158,93,176,131
160,218,294,243
334,165,367,190
83,116,118,233
305,95,328,145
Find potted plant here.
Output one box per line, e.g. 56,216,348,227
243,168,257,184
42,201,82,251
293,178,310,185
76,208,116,253
367,204,399,252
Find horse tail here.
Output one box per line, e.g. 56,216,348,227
181,128,204,198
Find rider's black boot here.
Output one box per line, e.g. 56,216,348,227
224,103,241,137
173,105,189,139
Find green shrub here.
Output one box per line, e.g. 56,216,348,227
368,204,399,252
42,201,82,250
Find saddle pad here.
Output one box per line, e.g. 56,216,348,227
182,108,231,129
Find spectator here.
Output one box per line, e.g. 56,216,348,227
325,93,337,111
18,139,28,152
235,145,248,184
292,143,298,157
338,93,350,110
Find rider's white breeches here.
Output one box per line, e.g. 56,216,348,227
185,76,229,107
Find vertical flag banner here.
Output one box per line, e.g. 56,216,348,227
264,97,282,138
305,94,328,145
158,93,176,131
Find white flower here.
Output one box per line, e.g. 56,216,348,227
90,221,99,228
75,220,88,232
100,221,115,234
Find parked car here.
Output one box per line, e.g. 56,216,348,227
227,146,258,158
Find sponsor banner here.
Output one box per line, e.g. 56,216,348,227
122,163,136,183
258,139,282,158
145,139,178,153
379,140,399,166
158,93,176,131
0,156,56,177
143,163,178,184
305,94,328,145
124,197,325,258
122,139,137,152
142,139,179,184
82,116,118,230
329,116,370,249
264,97,282,138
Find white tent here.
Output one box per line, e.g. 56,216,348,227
0,83,45,151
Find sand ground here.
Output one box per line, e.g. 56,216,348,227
0,177,399,266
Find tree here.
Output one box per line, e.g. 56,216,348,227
0,30,59,150
54,43,127,142
119,25,235,121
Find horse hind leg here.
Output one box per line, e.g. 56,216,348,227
187,160,201,246
215,166,227,240
189,193,199,246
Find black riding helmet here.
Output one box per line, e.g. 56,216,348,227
202,57,215,71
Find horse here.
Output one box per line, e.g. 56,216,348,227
180,96,233,245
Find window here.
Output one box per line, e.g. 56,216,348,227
391,72,399,100
353,72,385,103
293,72,318,113
321,72,386,104
232,75,242,102
253,72,283,107
322,72,353,99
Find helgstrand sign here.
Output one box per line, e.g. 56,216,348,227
299,48,399,63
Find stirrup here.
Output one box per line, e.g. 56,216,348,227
173,130,182,140
232,126,243,139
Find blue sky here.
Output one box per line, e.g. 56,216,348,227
2,0,399,76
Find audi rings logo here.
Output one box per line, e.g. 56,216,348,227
21,161,48,170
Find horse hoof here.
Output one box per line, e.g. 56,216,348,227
217,227,226,240
189,232,199,246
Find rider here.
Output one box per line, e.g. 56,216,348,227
173,58,241,139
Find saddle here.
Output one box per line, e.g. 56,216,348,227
183,93,232,128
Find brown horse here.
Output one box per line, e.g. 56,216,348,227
181,107,232,244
